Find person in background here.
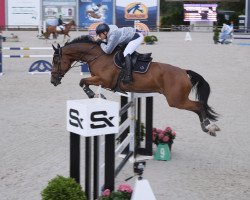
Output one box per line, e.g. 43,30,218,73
95,23,144,84
57,15,65,32
218,23,233,44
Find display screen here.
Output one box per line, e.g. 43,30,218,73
184,4,217,22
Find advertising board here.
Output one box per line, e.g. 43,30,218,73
8,0,40,26
116,0,158,29
184,4,217,22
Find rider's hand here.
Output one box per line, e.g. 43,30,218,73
96,39,103,45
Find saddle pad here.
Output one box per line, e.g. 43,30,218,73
113,51,151,74
56,26,65,31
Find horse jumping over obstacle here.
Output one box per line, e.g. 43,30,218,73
43,20,76,41
50,35,220,136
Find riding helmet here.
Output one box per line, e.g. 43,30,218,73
96,23,110,35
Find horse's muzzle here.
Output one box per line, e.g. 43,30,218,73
51,75,62,86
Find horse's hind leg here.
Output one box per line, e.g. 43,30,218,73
180,100,219,136
164,90,219,136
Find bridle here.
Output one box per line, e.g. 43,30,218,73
51,47,64,81
52,43,104,80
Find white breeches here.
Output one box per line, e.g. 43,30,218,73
123,32,144,57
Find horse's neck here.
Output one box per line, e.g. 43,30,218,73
67,21,74,27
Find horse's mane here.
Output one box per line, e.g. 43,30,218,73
64,35,124,53
65,35,96,46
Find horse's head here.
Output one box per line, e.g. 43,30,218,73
69,20,76,27
50,35,101,86
51,44,71,86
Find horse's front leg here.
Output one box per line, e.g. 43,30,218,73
79,76,104,98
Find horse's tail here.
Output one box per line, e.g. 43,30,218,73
186,70,218,121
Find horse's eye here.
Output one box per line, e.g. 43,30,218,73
53,57,58,63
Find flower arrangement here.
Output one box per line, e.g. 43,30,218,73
99,184,133,200
152,126,176,146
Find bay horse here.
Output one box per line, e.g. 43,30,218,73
50,35,220,136
43,20,76,41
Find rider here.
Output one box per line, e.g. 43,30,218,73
95,23,144,84
57,15,65,32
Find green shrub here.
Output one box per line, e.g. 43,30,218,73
150,35,158,42
41,175,87,200
213,26,220,44
144,35,158,44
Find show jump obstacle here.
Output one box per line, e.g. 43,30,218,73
0,42,52,74
67,92,154,200
0,38,88,75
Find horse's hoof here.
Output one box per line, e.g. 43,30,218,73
101,94,107,99
79,80,84,87
208,131,217,137
206,124,219,137
212,124,221,131
82,86,95,98
86,91,95,99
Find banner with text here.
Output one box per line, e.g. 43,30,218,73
42,0,77,24
7,0,40,26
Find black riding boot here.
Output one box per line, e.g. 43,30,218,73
122,54,133,84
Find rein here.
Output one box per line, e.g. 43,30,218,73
76,44,104,64
53,44,104,77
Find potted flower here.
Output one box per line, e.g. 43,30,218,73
152,126,176,151
99,184,133,200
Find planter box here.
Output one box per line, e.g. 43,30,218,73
154,143,171,161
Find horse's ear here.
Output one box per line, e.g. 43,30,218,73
52,44,57,51
57,44,61,49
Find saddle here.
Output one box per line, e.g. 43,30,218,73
113,50,152,73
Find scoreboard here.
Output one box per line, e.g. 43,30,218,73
184,4,217,22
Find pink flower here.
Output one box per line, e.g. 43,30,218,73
171,131,176,136
156,128,162,133
158,133,164,139
163,136,170,142
118,184,133,193
103,189,110,197
165,127,172,132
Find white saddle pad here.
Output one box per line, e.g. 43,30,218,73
56,26,65,31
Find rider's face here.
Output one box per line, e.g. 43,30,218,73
99,32,107,40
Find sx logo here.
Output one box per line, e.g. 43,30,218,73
69,109,115,129
69,109,83,129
